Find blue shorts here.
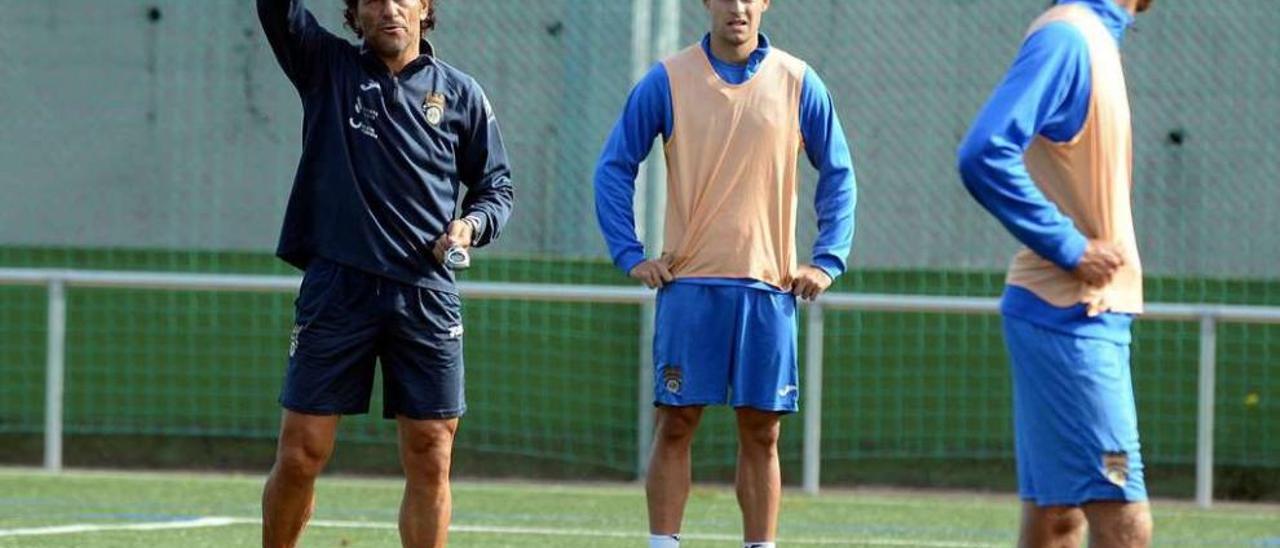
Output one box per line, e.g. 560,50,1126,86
653,282,798,413
1004,316,1147,506
279,259,466,420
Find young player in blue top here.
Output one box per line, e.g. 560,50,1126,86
596,1,856,545
958,0,1155,546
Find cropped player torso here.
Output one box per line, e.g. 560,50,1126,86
278,38,485,293
1008,3,1142,316
660,44,807,289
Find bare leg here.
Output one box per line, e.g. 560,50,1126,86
1083,501,1152,548
397,416,460,548
262,410,340,548
1018,502,1087,548
734,408,782,543
646,406,705,536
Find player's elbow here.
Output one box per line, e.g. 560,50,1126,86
591,164,610,196
955,134,997,196
955,135,985,178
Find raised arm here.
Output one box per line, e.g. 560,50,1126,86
257,0,339,90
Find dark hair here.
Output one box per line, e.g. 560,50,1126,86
343,0,436,38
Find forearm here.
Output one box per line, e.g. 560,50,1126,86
460,178,514,248
800,68,857,280
594,162,645,274
956,150,1087,269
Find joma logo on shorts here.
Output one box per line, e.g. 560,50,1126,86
289,324,305,357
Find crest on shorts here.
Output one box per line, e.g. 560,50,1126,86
1103,451,1129,487
662,365,683,395
423,92,446,126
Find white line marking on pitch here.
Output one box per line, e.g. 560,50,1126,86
0,516,1001,547
0,517,242,537
309,519,1000,546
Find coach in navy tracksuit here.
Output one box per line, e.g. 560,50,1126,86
257,0,513,546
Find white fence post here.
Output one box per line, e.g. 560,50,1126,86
631,0,680,482
803,303,824,495
637,308,655,479
630,0,655,482
44,278,67,472
1195,315,1217,508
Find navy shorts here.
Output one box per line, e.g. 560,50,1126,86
280,259,466,420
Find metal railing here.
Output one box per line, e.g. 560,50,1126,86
3,267,1279,508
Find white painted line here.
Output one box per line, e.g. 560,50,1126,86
2,469,1276,522
0,516,1002,547
0,516,242,537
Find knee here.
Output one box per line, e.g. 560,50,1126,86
1028,507,1086,543
736,412,780,453
1047,510,1087,539
654,408,701,447
402,425,456,479
274,441,330,481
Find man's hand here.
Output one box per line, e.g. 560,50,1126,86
792,265,833,301
629,259,674,289
1071,239,1125,287
433,220,475,264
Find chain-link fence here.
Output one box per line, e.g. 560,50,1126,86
1,0,1276,497
3,1,1276,274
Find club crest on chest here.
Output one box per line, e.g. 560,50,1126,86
423,92,446,126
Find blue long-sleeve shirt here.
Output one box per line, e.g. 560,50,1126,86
594,34,857,290
259,0,513,294
956,0,1135,342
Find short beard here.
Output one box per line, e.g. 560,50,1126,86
366,34,412,58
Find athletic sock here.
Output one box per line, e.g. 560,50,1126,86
649,533,680,548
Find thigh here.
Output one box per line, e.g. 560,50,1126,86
280,260,380,415
1004,317,1146,506
652,283,737,407
731,289,798,413
380,287,466,420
